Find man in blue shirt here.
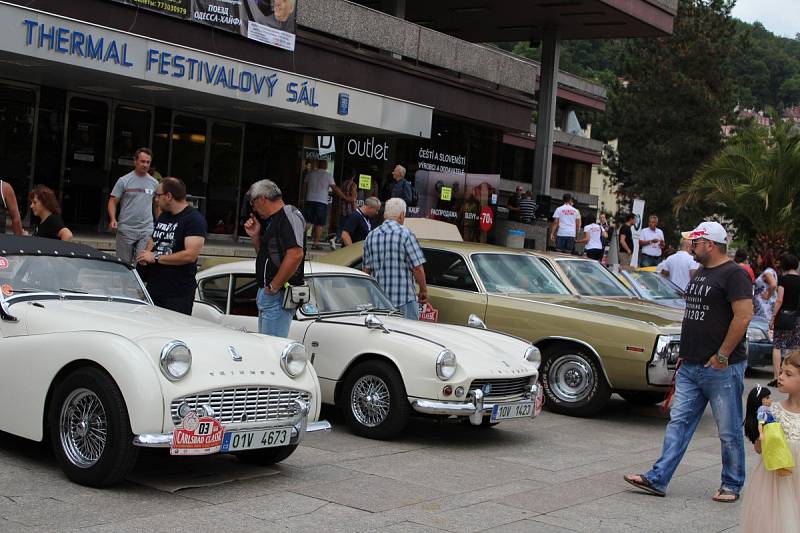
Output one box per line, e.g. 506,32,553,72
389,165,413,206
341,196,381,246
363,198,427,319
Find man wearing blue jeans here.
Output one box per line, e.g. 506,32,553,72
624,221,753,503
244,179,305,337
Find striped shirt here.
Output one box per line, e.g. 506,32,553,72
519,198,537,223
363,220,426,306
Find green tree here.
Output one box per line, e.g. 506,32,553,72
678,119,800,257
606,0,742,241
779,75,800,106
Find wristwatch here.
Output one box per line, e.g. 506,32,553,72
716,353,729,364
153,253,161,264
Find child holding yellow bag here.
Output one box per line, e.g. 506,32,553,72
742,351,800,532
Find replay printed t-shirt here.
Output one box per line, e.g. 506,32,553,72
680,260,753,364
146,206,207,296
111,171,158,232
553,204,580,237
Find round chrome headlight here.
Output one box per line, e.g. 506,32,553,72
436,349,457,381
524,345,542,368
281,342,308,378
160,341,192,381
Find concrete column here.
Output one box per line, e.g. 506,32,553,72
532,29,561,197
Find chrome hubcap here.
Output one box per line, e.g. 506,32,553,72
350,375,390,427
59,388,107,468
548,355,594,403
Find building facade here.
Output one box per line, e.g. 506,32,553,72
0,0,676,242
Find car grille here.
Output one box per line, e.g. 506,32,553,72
469,377,533,401
171,387,311,426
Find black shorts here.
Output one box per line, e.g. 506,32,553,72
304,201,328,226
586,248,603,261
149,290,195,315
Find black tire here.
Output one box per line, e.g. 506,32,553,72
235,444,298,466
48,367,139,487
339,360,410,439
541,345,611,417
618,391,666,406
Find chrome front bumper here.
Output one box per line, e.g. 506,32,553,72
411,383,542,425
133,399,331,448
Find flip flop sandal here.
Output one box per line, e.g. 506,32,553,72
623,474,666,497
712,488,739,503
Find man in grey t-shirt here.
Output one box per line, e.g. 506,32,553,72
108,147,158,265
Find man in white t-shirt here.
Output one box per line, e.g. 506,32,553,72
578,218,608,261
659,238,699,290
549,193,581,253
639,215,665,267
301,160,351,250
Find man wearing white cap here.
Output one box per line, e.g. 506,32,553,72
625,221,753,503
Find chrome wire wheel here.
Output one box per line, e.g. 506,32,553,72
350,375,391,427
548,355,595,403
59,388,108,468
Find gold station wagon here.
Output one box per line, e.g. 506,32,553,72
321,240,684,417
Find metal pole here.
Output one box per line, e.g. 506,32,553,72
532,29,561,197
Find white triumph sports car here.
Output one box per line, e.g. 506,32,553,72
193,261,544,439
0,235,329,487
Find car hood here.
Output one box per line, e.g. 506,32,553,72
499,293,684,330
323,314,536,376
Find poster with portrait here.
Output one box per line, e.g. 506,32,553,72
462,174,500,243
107,0,297,51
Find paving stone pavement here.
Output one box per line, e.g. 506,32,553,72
0,368,774,532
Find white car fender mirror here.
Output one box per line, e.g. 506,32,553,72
467,314,486,329
365,313,389,334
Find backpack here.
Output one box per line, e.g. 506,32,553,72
408,181,419,207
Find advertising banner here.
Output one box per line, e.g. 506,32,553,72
630,198,646,268
108,0,296,51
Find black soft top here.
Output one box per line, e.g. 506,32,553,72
0,235,127,267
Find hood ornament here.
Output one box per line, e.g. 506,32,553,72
229,346,242,362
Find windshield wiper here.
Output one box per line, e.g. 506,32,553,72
59,288,89,294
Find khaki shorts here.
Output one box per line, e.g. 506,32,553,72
619,251,631,267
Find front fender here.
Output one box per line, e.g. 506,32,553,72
0,331,165,441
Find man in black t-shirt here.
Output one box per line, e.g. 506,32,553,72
625,221,753,502
506,186,523,222
618,213,635,268
244,179,305,338
137,178,207,315
341,196,380,247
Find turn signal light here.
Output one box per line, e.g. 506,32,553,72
442,385,453,396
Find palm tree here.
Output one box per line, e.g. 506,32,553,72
677,118,800,257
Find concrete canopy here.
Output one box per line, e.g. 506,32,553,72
357,0,678,41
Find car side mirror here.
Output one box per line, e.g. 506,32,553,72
467,314,487,329
365,313,389,333
0,291,17,323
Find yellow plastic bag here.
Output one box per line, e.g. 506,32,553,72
762,422,796,472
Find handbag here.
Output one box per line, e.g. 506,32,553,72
774,308,798,331
282,284,311,310
761,421,796,472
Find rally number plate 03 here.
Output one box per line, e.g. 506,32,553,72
490,401,534,422
221,427,292,452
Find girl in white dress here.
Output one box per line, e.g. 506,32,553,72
742,350,800,532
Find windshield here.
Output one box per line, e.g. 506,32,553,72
556,259,633,297
302,275,395,315
0,255,147,301
626,270,683,300
471,253,570,295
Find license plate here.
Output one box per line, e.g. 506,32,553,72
491,401,534,422
221,427,292,452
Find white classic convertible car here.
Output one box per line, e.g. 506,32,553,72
193,261,544,439
0,236,329,487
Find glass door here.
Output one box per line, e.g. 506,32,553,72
169,114,208,213
61,95,110,227
0,82,37,231
106,104,153,229
206,123,243,235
